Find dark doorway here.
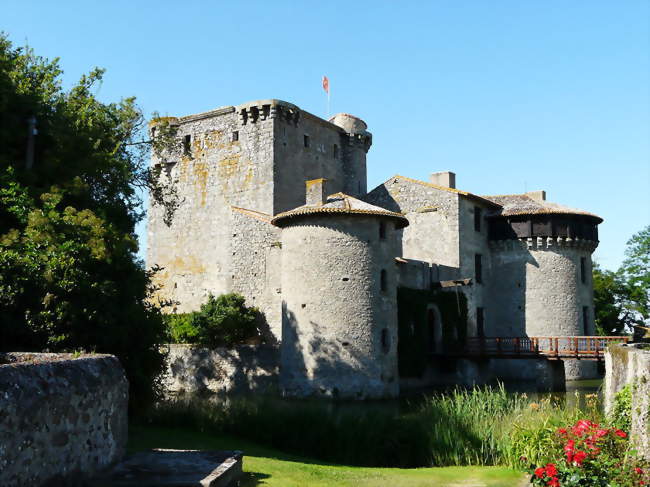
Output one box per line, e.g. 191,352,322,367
427,309,436,353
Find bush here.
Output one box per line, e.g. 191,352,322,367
164,293,259,347
609,383,633,432
164,313,198,343
527,419,648,486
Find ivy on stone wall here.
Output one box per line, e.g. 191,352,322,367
397,287,468,378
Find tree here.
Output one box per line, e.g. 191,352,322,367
592,262,631,335
619,225,650,326
0,35,172,408
592,225,650,335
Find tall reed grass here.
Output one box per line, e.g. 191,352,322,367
147,385,603,468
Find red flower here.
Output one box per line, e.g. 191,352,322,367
545,464,558,477
535,467,546,479
614,429,627,438
635,467,644,474
557,428,568,435
573,451,587,465
564,440,575,462
595,429,608,438
547,477,560,487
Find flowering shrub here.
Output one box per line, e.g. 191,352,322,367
528,419,649,486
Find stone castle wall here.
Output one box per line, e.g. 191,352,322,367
0,353,128,487
280,215,400,398
165,344,279,396
488,238,596,338
605,344,650,460
365,176,461,276
148,100,369,317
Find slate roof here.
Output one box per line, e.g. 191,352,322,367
483,194,603,222
271,193,409,228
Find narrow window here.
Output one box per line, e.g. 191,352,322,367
381,328,390,353
333,144,339,159
183,134,192,154
150,126,157,138
580,257,587,284
582,306,589,335
380,269,387,292
477,307,485,338
232,130,239,142
474,254,483,284
304,134,310,148
474,206,482,232
379,221,386,240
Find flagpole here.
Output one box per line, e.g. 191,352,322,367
327,89,330,119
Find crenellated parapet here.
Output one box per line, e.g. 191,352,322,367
489,236,599,252
344,132,373,153
237,99,301,126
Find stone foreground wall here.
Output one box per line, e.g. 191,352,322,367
0,353,128,487
605,344,650,460
165,344,279,396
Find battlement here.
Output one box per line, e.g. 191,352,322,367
489,236,599,252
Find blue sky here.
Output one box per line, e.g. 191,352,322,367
4,0,649,270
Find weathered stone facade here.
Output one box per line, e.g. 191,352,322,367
605,344,650,461
149,99,602,397
165,344,279,396
0,353,128,487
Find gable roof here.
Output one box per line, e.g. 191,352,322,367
383,175,501,208
271,193,409,228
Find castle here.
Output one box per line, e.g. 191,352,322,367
148,99,602,398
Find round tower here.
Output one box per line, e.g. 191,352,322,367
272,181,408,398
329,113,372,198
487,193,603,380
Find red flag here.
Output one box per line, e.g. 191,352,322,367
322,76,329,94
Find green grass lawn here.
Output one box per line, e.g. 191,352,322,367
129,424,527,487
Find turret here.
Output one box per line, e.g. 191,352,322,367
272,179,407,398
329,113,372,198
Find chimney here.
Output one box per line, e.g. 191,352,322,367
429,171,456,189
525,190,546,202
306,178,328,206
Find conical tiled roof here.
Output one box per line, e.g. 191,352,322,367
271,193,409,228
483,194,603,222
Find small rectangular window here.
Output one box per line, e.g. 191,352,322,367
183,134,192,154
232,131,239,142
474,207,482,232
477,307,485,338
380,269,387,292
333,144,339,159
379,221,386,240
582,306,589,335
381,328,390,354
304,135,310,148
475,254,483,284
580,257,587,284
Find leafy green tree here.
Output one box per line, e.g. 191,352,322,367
0,35,171,408
592,262,631,335
619,225,650,326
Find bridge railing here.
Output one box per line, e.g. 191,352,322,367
462,336,630,358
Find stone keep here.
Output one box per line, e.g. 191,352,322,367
148,98,604,394
272,182,408,398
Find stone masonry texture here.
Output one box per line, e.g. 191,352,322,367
150,98,602,395
0,353,128,487
605,344,650,461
